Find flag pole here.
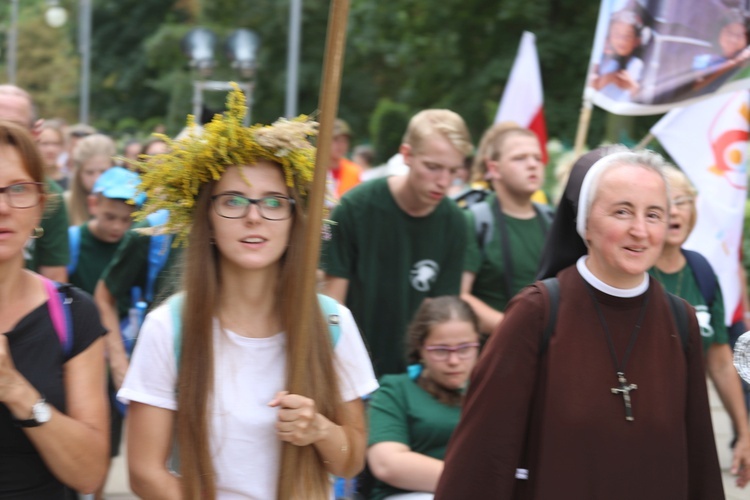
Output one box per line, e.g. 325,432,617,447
289,0,350,394
573,97,593,158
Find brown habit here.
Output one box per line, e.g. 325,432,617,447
435,266,723,499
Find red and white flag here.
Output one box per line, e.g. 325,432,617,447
494,31,548,164
652,90,749,325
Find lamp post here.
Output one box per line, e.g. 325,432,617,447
182,27,259,126
7,0,18,84
285,0,301,118
78,0,92,124
40,0,90,124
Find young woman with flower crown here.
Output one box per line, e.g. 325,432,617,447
117,89,378,499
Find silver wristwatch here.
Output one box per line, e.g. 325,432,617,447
13,398,52,428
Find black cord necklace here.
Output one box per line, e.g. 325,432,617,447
584,282,650,422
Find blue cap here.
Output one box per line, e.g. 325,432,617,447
92,167,145,206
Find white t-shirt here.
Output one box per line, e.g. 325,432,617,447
118,300,379,500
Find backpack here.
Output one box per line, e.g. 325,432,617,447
167,293,343,368
468,199,554,253
459,188,554,300
41,277,74,358
538,277,690,356
681,249,718,308
67,209,172,305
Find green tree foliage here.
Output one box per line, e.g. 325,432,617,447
369,98,409,164
9,0,645,148
6,1,78,121
88,0,188,131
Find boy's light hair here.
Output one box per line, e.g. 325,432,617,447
402,109,473,158
471,122,537,183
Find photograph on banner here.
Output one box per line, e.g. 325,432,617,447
585,0,750,115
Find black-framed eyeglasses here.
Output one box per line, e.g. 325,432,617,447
0,182,44,209
211,194,295,221
423,342,480,361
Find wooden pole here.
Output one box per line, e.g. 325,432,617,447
573,98,594,159
634,132,654,150
289,0,350,394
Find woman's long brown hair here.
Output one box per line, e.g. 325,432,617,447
176,162,341,499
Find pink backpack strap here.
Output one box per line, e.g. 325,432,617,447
42,277,67,347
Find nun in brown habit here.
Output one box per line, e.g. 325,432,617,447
435,147,723,499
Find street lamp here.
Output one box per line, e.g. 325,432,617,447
226,29,260,78
38,0,90,124
44,0,68,28
182,27,258,126
181,27,218,77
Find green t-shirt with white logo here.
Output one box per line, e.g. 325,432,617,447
321,178,467,376
463,193,548,312
649,264,728,353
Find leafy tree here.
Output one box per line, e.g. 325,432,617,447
88,0,188,131
1,0,79,122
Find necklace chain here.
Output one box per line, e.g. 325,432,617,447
584,283,650,421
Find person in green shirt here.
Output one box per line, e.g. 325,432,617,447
461,123,551,334
0,84,70,282
66,166,143,497
68,167,142,294
367,296,481,499
650,165,750,485
321,109,473,376
25,177,70,281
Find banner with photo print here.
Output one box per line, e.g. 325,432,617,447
585,0,750,115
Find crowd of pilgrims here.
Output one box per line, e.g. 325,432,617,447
0,82,748,499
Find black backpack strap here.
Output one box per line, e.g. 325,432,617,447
468,201,493,255
539,277,560,355
665,291,690,356
681,249,717,308
491,197,516,300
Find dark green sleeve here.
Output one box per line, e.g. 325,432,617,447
431,209,467,296
368,375,410,447
463,209,482,273
29,179,70,268
100,229,150,318
320,199,355,279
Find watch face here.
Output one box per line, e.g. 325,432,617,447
32,401,52,424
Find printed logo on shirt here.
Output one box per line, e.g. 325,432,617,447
410,259,439,292
694,305,714,338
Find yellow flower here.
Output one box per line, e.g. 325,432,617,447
130,83,317,246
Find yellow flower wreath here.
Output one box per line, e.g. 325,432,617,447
131,84,318,245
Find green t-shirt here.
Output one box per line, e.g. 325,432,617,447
649,264,728,353
321,178,467,376
368,373,462,500
25,178,70,270
68,223,123,295
463,194,548,312
100,226,183,319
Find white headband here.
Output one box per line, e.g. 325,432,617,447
575,151,637,240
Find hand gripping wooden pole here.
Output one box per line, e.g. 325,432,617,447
288,0,350,395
